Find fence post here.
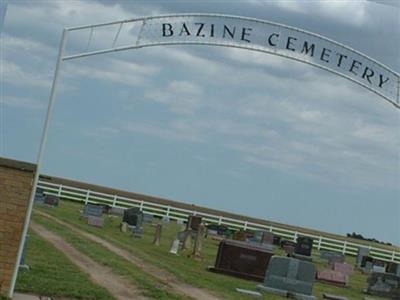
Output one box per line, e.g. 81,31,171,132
166,206,171,217
57,184,62,197
85,190,90,205
218,216,222,225
269,226,273,233
391,251,396,262
139,200,144,211
293,231,298,242
243,221,248,231
342,241,347,254
317,236,322,251
112,195,117,207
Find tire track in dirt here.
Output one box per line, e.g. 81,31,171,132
31,222,148,300
34,210,222,300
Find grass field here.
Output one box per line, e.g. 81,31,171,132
15,231,114,300
28,200,389,300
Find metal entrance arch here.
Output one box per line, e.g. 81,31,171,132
9,13,400,297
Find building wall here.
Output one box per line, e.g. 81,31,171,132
0,158,35,296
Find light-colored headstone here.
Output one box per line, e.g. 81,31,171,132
372,265,386,273
120,222,128,233
191,223,205,261
235,288,262,298
169,239,180,255
153,224,162,246
176,219,184,225
87,215,104,228
257,256,316,300
162,216,170,223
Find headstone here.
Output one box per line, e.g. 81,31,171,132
83,203,103,217
169,239,180,255
234,230,247,241
207,229,219,236
186,215,202,231
44,194,60,207
120,222,128,233
361,256,374,268
366,272,400,298
87,215,104,228
153,224,162,246
235,288,262,298
110,206,124,216
162,216,170,224
181,230,193,251
273,235,281,246
191,223,205,261
317,270,348,286
257,256,316,299
280,239,297,249
372,265,386,273
322,293,348,300
34,188,45,203
143,213,153,224
284,245,296,257
132,226,143,238
386,262,400,276
362,261,374,274
295,236,313,257
176,219,184,225
357,246,370,268
250,230,274,245
209,240,274,282
321,251,346,264
123,207,143,227
333,262,353,276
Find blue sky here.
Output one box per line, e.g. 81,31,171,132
1,0,399,245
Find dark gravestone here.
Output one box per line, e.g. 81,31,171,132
280,240,296,249
250,231,274,245
123,207,143,227
361,256,374,268
44,194,59,207
387,262,400,276
273,235,281,246
295,236,313,257
317,270,347,286
366,272,400,298
209,240,274,282
83,203,103,217
87,215,104,228
187,215,202,231
356,246,370,268
257,257,316,300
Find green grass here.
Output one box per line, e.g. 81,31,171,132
15,231,115,300
34,200,389,300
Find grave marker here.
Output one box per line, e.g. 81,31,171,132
191,223,205,261
83,203,103,217
321,251,345,265
317,270,348,286
186,215,202,231
123,207,143,227
143,213,153,224
295,236,313,257
87,215,104,228
333,262,353,276
153,224,162,246
169,239,180,255
386,262,400,276
366,272,400,298
209,240,274,281
257,256,316,300
44,194,60,207
357,246,370,268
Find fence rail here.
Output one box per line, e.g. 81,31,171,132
37,180,400,263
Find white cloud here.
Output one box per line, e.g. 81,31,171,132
2,60,51,88
1,95,45,110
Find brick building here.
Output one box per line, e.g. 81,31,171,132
0,157,35,297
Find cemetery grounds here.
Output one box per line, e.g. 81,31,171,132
15,200,390,300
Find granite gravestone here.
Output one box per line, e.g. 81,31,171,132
83,203,104,217
186,215,202,231
356,246,370,268
250,231,274,246
320,251,346,265
257,256,316,300
366,272,400,298
123,207,143,227
143,213,153,224
372,265,386,273
333,262,353,276
295,236,313,257
34,188,45,204
44,194,60,207
209,240,274,282
317,269,348,286
87,215,104,228
387,262,400,277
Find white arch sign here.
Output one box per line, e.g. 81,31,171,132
10,13,400,298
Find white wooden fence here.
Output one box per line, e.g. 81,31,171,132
37,179,400,263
